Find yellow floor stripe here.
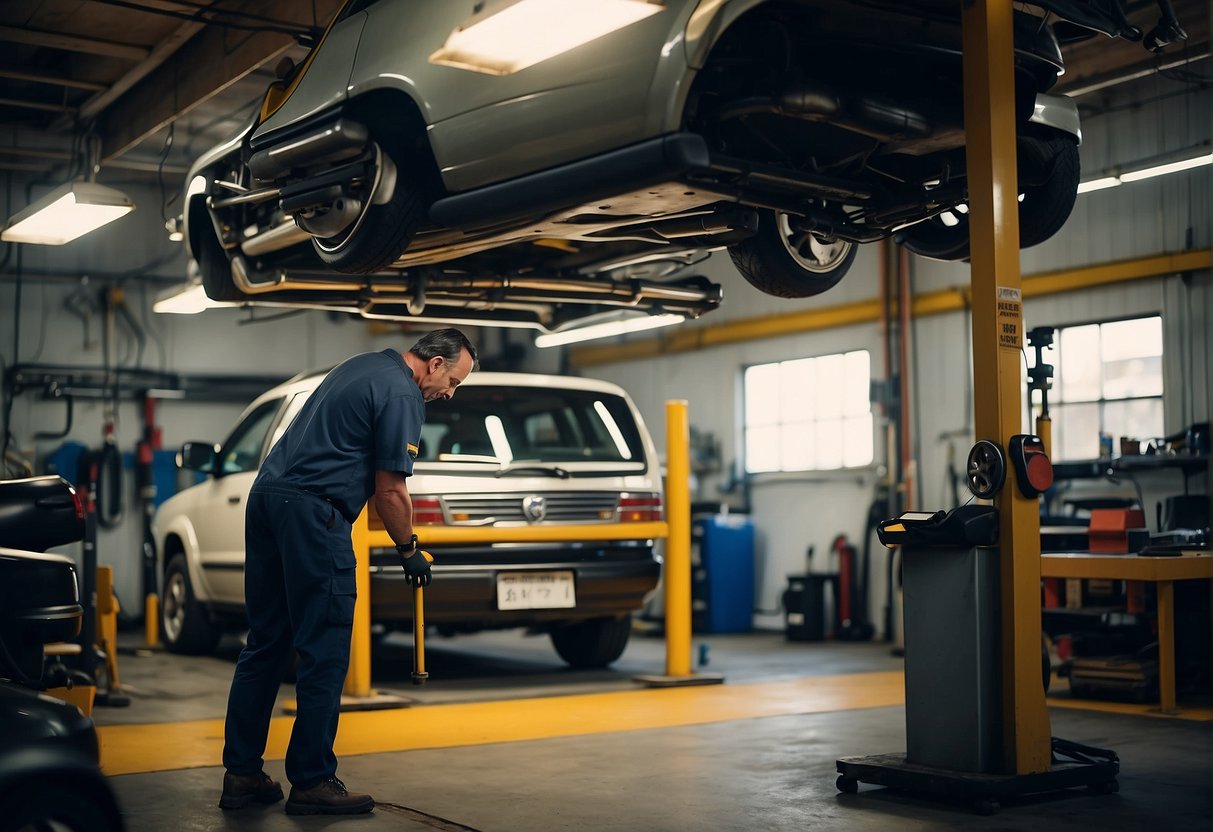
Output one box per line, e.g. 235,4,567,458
1047,697,1213,721
98,671,905,776
97,672,1211,777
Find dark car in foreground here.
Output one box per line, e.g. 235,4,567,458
0,476,124,832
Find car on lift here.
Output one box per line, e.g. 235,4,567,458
152,370,663,668
182,0,1181,331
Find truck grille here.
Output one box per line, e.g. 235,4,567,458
442,492,619,524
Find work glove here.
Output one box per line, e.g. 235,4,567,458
397,536,433,587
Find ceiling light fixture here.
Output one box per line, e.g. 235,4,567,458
534,312,684,348
152,280,236,315
2,181,134,245
1076,144,1212,195
430,0,664,76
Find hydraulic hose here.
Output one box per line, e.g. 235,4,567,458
95,441,124,530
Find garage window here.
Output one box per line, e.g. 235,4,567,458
1028,316,1164,460
744,351,873,473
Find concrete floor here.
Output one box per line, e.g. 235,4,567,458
96,628,1212,831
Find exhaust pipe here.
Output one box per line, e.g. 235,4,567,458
231,255,364,295
248,119,369,181
240,219,312,257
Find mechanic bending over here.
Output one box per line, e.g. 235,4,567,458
219,328,478,816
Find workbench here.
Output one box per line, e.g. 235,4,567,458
1040,552,1212,713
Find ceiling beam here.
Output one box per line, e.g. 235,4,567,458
74,18,207,124
0,97,75,113
0,145,188,175
96,0,345,164
0,25,149,61
0,68,107,92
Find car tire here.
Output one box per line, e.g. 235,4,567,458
550,616,632,668
192,194,248,303
2,778,123,832
727,209,857,298
898,133,1080,261
162,553,221,655
310,132,424,274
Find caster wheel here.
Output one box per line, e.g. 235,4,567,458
836,776,858,794
974,798,1001,815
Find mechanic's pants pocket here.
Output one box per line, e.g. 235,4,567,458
327,550,357,626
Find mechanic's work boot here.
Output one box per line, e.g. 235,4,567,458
285,777,375,815
218,770,284,809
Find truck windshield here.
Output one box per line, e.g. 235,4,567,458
417,387,643,465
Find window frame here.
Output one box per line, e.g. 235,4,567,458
742,349,875,475
1029,314,1164,461
216,398,284,477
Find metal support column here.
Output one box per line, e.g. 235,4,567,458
961,0,1051,774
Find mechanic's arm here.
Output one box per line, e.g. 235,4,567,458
374,468,414,546
375,468,432,586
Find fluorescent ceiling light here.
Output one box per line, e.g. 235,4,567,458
153,281,236,314
2,181,134,245
1119,149,1213,182
1076,176,1121,194
430,0,663,75
534,313,683,348
1077,145,1212,195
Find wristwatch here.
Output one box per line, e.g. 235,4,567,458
395,533,419,557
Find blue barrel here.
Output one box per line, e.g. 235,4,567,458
691,514,755,633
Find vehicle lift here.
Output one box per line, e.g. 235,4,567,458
834,3,1117,813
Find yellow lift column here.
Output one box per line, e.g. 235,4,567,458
960,0,1051,775
836,2,1119,809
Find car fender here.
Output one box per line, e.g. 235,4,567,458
180,112,256,263
0,748,123,831
153,495,211,604
683,0,769,70
252,7,366,141
1029,92,1081,144
344,1,702,192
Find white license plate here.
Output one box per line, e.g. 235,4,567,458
496,571,576,610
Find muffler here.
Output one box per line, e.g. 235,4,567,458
248,119,369,181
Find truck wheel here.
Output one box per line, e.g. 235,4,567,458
898,134,1080,260
162,553,221,655
550,616,631,668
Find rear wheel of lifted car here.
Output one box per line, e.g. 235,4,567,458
162,553,221,655
192,191,248,303
309,129,425,274
728,209,857,298
897,133,1080,261
550,616,632,668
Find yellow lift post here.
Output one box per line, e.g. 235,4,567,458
835,1,1119,810
960,0,1051,776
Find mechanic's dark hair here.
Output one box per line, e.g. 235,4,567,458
409,328,478,369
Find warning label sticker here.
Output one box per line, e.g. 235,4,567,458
997,286,1022,350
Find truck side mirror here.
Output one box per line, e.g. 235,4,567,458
178,442,218,474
